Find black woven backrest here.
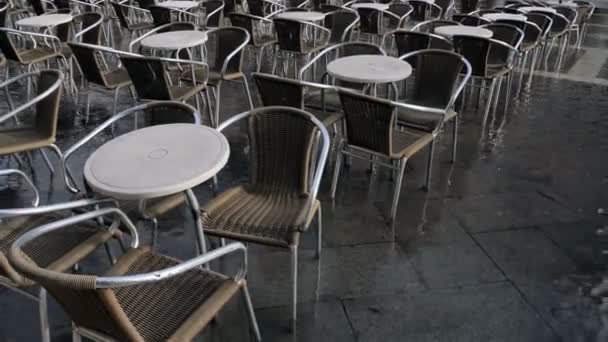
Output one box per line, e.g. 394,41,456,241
111,2,131,28
457,14,490,26
208,27,247,74
525,13,552,35
120,56,172,100
394,31,452,66
0,1,8,27
388,3,413,17
247,109,317,194
247,0,265,16
27,0,46,15
274,18,303,52
0,30,21,62
407,0,430,21
35,70,63,140
520,21,541,44
496,7,521,14
483,23,522,46
68,43,106,86
228,13,255,44
224,0,236,14
135,0,154,9
149,6,173,26
549,13,569,33
357,8,381,34
415,19,459,32
495,18,525,29
142,103,199,126
434,0,452,14
75,12,103,44
324,10,358,43
459,0,479,13
338,90,395,155
205,0,224,27
452,35,489,77
404,50,464,108
253,73,305,108
311,0,327,10
338,41,383,56
53,0,70,10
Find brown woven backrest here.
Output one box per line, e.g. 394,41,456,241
253,73,305,108
34,70,63,141
208,27,248,74
120,56,173,100
68,43,107,86
338,90,395,155
247,108,317,194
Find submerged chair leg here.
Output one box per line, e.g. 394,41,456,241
38,288,50,342
390,157,407,221
290,245,298,332
451,117,458,163
482,78,496,126
241,283,262,341
242,76,254,110
316,206,322,258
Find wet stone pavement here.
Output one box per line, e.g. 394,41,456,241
2,7,608,342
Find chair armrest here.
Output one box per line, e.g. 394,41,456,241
0,169,39,207
0,198,118,218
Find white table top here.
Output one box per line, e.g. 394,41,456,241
519,6,557,13
327,55,412,84
16,14,73,28
84,124,230,200
158,0,200,9
140,30,208,50
352,3,389,10
276,11,325,21
434,25,493,38
482,13,528,21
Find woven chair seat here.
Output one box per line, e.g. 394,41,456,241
397,105,455,132
391,128,434,159
127,21,154,31
105,247,240,341
72,192,186,219
0,213,115,287
169,84,207,101
17,47,62,64
0,128,54,155
180,67,242,85
201,185,319,247
103,68,132,88
301,39,329,54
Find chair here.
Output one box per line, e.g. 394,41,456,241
384,30,452,57
397,49,470,166
62,102,201,247
412,18,460,32
332,89,439,220
8,208,262,342
405,0,442,23
0,194,121,342
543,12,572,68
204,0,225,28
120,55,211,123
452,35,518,122
0,70,71,176
572,0,594,48
181,27,253,127
69,43,134,123
110,1,154,41
200,106,330,330
324,10,360,44
453,13,490,26
272,18,330,77
228,13,277,71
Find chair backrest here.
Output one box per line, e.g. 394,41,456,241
72,12,104,44
399,49,468,109
412,19,459,32
338,89,396,156
205,0,225,27
135,0,155,9
111,2,132,28
207,27,249,74
247,0,266,16
69,43,113,87
433,0,453,15
33,70,64,141
356,7,382,34
120,56,173,100
406,0,431,21
27,0,46,15
494,18,525,29
228,13,267,46
525,12,552,36
253,72,304,108
481,23,524,48
219,107,328,195
548,12,569,34
392,30,452,60
0,29,21,62
149,5,174,26
459,0,479,13
452,35,490,77
495,7,521,14
455,14,490,26
387,2,413,19
324,10,359,43
0,1,9,27
274,18,305,51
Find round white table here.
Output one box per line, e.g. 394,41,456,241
140,30,208,50
518,6,557,13
84,124,229,200
327,55,412,84
158,0,200,8
276,11,325,21
351,3,389,10
434,25,493,38
84,123,229,255
16,14,73,28
482,13,528,21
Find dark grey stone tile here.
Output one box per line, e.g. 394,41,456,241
344,283,558,341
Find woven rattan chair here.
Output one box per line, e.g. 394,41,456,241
0,70,72,177
200,106,330,330
397,49,470,166
324,10,359,44
8,207,261,342
228,13,277,71
69,43,134,123
272,17,330,77
181,27,253,127
61,102,201,249
332,89,440,220
0,192,120,342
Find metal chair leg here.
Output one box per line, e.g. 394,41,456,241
40,149,55,174
423,139,435,191
38,288,50,342
72,323,82,342
214,83,222,127
242,76,254,110
390,157,407,221
241,283,262,341
491,76,503,118
451,117,458,163
316,206,322,258
289,245,298,332
482,78,496,126
330,143,343,199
